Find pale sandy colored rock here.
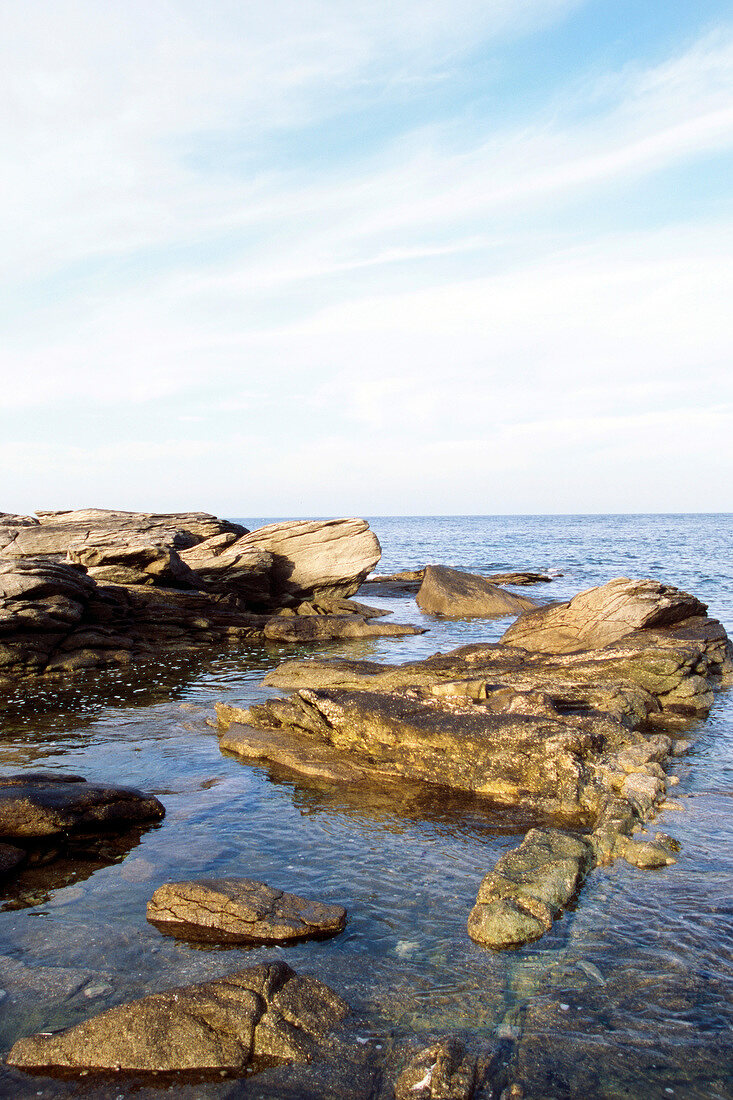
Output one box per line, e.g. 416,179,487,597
501,577,707,654
147,877,346,942
416,565,539,618
239,519,381,600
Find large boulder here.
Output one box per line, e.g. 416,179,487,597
6,960,348,1073
147,877,346,943
416,565,539,618
238,519,381,601
501,577,707,654
0,772,165,838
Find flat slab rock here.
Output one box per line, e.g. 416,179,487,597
0,772,165,838
147,877,346,943
416,565,539,618
6,959,348,1074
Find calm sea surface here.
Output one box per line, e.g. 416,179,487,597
0,515,731,1098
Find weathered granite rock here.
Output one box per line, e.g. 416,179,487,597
239,519,381,601
265,609,732,720
67,532,199,588
7,960,348,1073
0,772,165,838
179,535,274,604
501,577,707,654
468,829,593,949
393,1037,477,1100
147,878,346,943
0,556,418,682
1,509,246,559
416,565,539,618
216,687,613,824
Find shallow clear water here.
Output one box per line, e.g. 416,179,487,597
0,515,731,1098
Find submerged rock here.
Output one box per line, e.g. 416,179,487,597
147,877,346,943
0,772,165,839
416,565,539,618
468,829,593,949
6,960,348,1074
393,1037,478,1100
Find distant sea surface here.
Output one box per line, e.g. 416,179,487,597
0,514,731,1098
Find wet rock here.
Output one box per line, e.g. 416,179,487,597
6,959,349,1073
216,690,609,823
263,614,424,643
393,1037,477,1099
501,577,707,654
0,772,165,838
416,565,539,618
0,843,25,876
238,518,381,601
147,878,346,943
468,830,594,949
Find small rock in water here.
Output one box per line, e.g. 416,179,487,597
395,940,420,959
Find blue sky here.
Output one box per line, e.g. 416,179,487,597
1,0,731,515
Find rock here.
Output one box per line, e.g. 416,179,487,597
416,565,539,618
238,519,381,601
485,571,552,586
216,689,610,823
147,878,346,943
179,535,274,604
6,960,349,1074
0,842,26,876
66,532,199,588
1,509,246,559
501,577,707,654
0,772,165,838
262,615,424,643
393,1037,477,1100
468,830,593,949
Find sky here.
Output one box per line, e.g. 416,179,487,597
1,0,732,517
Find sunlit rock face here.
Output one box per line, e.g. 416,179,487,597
7,960,349,1074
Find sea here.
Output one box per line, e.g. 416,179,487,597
0,514,731,1098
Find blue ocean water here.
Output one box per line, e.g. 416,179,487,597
0,514,731,1098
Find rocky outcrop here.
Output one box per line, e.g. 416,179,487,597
501,577,707,653
7,960,348,1074
147,878,346,943
361,567,551,598
467,829,593,949
217,685,619,824
0,772,165,838
0,509,246,560
0,514,416,682
238,519,381,601
416,565,539,618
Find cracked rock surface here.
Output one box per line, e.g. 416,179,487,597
147,877,347,943
6,960,349,1074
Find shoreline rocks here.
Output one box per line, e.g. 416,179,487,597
0,512,426,683
6,960,349,1074
147,878,347,943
